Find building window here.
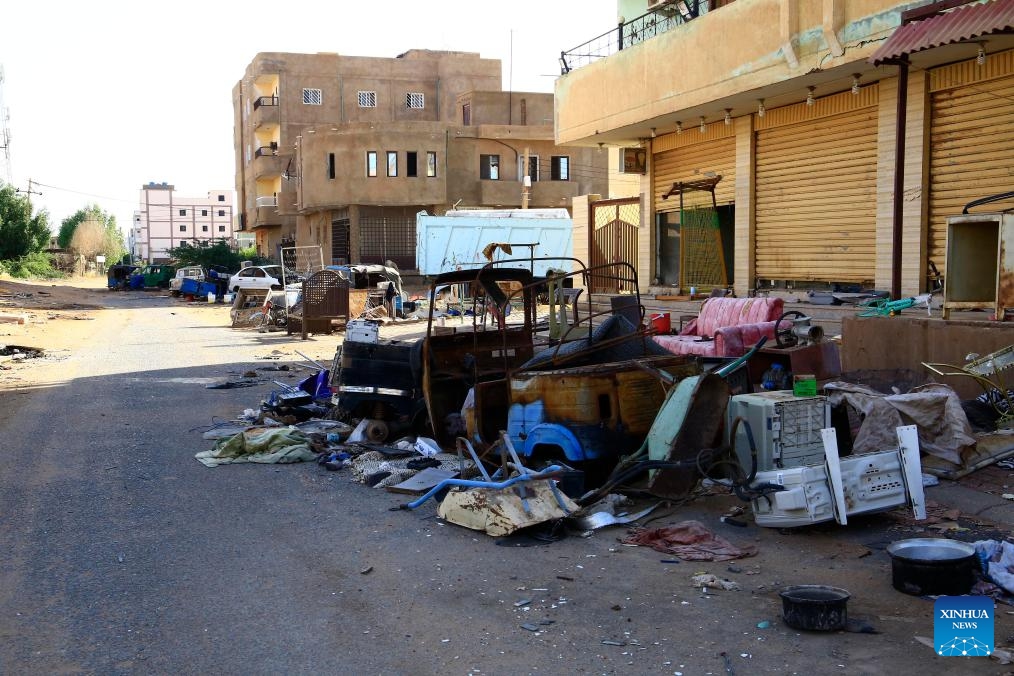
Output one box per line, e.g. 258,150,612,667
518,155,539,182
366,151,377,177
427,151,437,177
406,92,424,109
218,209,226,217
302,88,322,105
551,156,570,181
480,154,500,180
218,194,225,202
179,225,186,232
358,91,377,108
179,209,187,216
202,225,209,232
387,151,398,177
462,102,471,126
201,209,208,216
218,225,226,232
406,151,418,177
328,152,336,180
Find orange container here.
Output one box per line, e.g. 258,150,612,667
650,312,671,334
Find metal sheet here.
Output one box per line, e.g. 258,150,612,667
653,137,736,213
870,0,1014,65
645,373,731,499
754,107,877,283
415,210,573,276
928,73,1014,271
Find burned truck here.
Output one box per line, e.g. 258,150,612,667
329,266,537,443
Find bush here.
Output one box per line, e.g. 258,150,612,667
2,252,63,279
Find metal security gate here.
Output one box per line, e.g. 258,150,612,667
754,90,878,284
653,135,735,213
359,215,415,270
331,217,350,265
929,54,1014,276
589,197,639,293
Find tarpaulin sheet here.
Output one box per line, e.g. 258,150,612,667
825,382,975,465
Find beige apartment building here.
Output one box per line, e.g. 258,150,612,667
131,183,236,263
233,50,608,268
556,0,1014,297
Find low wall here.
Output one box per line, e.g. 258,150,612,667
841,316,1014,399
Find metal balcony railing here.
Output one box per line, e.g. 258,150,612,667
253,95,278,110
255,196,277,208
560,1,718,74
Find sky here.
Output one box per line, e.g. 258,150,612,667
1,0,617,238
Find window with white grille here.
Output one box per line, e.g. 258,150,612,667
406,92,424,109
302,88,322,105
358,91,377,108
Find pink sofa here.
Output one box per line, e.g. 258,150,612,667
653,297,784,357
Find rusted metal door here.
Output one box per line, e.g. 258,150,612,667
589,197,639,293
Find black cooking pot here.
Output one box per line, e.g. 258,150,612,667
779,585,850,631
886,538,979,596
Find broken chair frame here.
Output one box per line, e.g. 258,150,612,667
924,344,1014,428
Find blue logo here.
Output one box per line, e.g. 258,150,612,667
933,596,993,656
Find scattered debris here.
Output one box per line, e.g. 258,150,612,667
622,521,758,561
692,574,740,591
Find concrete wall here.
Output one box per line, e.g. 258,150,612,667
556,0,908,144
841,315,1014,399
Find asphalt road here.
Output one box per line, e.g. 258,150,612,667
0,288,1008,675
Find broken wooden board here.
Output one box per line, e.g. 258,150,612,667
921,431,1014,480
437,480,578,537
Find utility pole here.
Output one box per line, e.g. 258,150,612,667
521,146,530,209
16,177,41,207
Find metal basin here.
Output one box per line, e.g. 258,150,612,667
886,538,978,596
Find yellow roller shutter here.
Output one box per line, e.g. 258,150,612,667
754,102,878,283
929,54,1014,273
652,127,735,213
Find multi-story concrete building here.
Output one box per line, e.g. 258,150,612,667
555,0,1014,297
131,183,236,263
233,50,609,268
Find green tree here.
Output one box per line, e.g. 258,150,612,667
166,240,267,273
0,182,51,260
58,204,124,263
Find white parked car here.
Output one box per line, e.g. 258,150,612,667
228,265,287,292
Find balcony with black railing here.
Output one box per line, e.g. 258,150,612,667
253,95,278,110
560,0,724,74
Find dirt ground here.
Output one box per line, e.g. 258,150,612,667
2,275,1013,674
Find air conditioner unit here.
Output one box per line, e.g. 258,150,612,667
750,426,926,528
647,0,677,10
727,391,830,472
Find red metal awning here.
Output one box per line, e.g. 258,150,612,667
870,0,1014,65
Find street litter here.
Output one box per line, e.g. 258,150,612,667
692,573,740,591
621,521,757,561
438,479,578,537
567,502,662,531
195,427,316,467
974,539,1014,596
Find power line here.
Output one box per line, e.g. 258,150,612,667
30,180,136,204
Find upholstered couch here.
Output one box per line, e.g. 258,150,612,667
653,296,784,357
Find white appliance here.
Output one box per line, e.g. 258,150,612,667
727,391,830,472
345,319,379,344
750,426,926,528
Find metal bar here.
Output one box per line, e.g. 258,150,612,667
403,465,565,510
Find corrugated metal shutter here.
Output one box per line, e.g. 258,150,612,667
929,55,1014,272
754,104,878,283
652,129,735,213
